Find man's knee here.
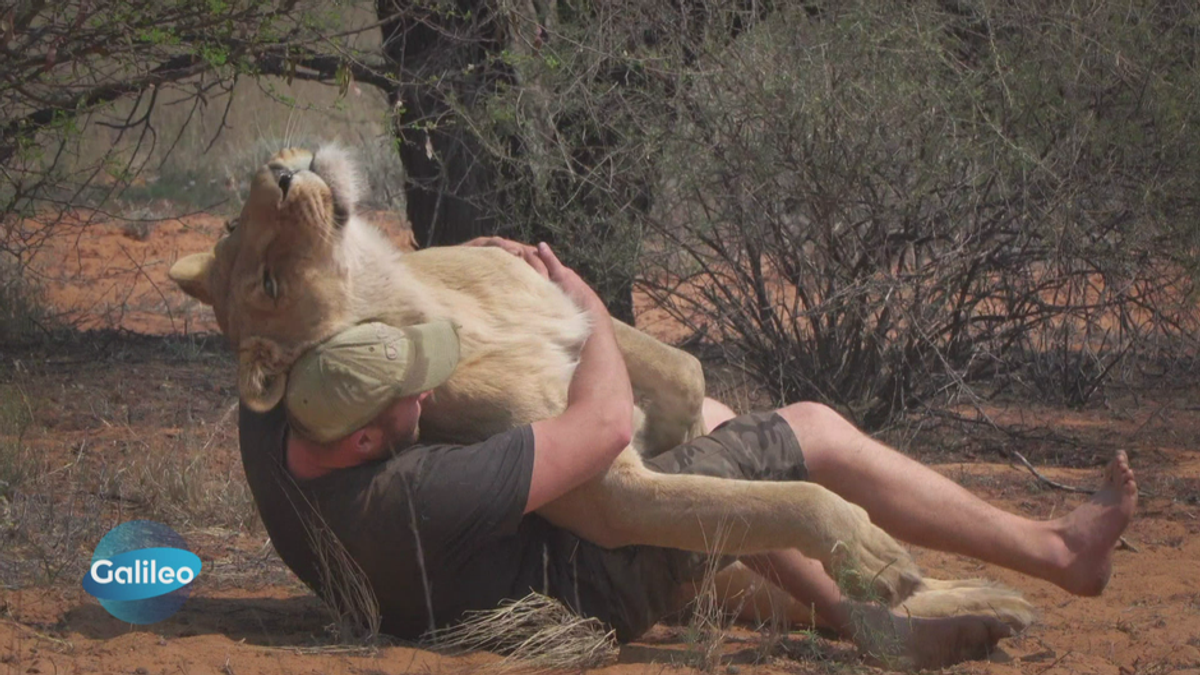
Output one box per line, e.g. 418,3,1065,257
775,401,858,461
777,401,845,431
702,397,737,432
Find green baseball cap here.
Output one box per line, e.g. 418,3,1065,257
286,321,461,443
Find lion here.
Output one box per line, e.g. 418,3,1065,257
168,144,1031,623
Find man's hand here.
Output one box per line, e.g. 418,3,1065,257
531,243,607,313
464,237,604,313
462,235,535,257
463,236,550,279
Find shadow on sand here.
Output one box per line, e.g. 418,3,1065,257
64,594,332,647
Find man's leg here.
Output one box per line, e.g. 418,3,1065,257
701,398,1013,668
742,551,1012,670
774,401,1137,596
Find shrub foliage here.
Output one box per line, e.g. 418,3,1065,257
631,1,1200,426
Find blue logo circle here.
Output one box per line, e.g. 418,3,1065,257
82,520,201,624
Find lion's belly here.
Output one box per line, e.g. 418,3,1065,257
358,246,592,444
417,314,586,444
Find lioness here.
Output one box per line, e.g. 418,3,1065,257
170,145,925,602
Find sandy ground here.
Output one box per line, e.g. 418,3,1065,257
2,211,1198,674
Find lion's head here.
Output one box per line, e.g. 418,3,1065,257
169,145,365,411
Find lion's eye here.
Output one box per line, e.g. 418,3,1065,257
263,269,278,300
225,218,239,233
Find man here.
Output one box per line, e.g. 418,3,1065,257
240,242,1137,669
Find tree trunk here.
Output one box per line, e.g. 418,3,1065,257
375,0,636,323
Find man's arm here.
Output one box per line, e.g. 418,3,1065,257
524,243,634,513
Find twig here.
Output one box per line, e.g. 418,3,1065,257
197,401,240,455
1115,538,1140,553
1009,450,1093,494
0,617,75,651
92,490,146,506
252,644,378,657
116,241,177,333
1132,402,1172,436
1034,650,1073,675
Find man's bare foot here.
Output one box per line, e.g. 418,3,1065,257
1050,450,1138,596
850,604,1012,670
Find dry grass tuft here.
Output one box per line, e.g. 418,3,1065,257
0,384,107,587
108,404,259,533
425,593,618,673
679,548,736,671
305,513,382,646
0,384,34,501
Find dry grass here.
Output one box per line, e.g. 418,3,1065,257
1,420,259,589
0,384,98,588
0,258,53,345
0,384,34,501
1,382,107,587
425,593,618,673
746,583,795,666
306,511,382,645
669,519,809,671
0,344,263,590
678,539,737,671
100,404,259,533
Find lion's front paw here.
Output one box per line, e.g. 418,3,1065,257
825,503,922,606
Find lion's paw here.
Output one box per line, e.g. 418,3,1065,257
824,502,922,606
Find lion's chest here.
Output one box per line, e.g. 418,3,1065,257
417,312,587,444
351,248,590,444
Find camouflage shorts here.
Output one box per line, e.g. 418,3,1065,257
562,411,808,641
643,410,809,482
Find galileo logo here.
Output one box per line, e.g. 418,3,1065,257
82,520,202,624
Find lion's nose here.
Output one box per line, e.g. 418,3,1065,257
278,171,293,196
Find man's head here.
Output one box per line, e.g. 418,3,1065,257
286,321,461,456
305,390,430,470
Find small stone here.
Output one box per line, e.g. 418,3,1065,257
726,666,741,675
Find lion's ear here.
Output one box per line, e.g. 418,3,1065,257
169,252,216,305
238,336,290,412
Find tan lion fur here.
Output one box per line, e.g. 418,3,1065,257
168,144,1028,617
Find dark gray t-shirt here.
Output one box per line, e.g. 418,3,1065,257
237,403,560,638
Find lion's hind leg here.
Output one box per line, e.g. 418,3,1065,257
611,320,706,455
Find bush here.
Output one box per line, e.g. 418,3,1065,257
0,255,51,344
639,1,1200,428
